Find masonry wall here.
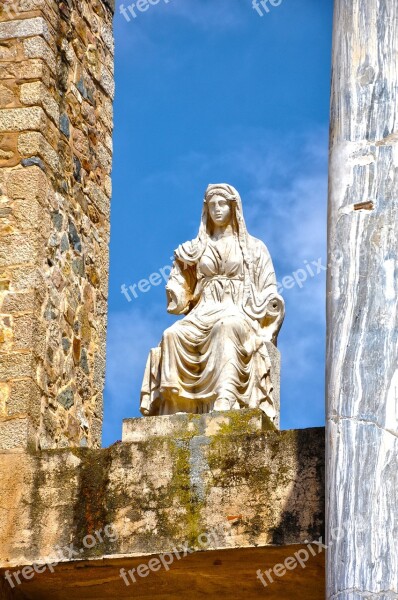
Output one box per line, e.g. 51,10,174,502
0,417,326,600
0,0,114,450
0,419,325,571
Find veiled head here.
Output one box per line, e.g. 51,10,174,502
204,184,239,230
207,194,232,227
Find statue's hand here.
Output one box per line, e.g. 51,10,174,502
261,293,285,345
265,295,284,317
166,284,190,315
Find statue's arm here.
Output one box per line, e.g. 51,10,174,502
166,258,196,315
245,239,285,344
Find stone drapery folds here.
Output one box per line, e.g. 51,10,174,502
140,184,284,421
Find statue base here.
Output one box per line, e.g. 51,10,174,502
122,408,276,443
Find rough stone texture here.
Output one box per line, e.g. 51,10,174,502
0,413,325,562
327,1,398,598
0,0,114,450
0,413,325,598
0,17,50,42
123,407,277,442
267,341,280,428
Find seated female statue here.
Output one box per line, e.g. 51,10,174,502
140,183,284,421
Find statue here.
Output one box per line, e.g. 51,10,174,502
140,184,285,421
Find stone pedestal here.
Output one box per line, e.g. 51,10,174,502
267,341,281,428
122,408,275,443
0,410,324,598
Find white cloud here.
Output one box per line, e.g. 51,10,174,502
167,0,247,31
114,0,246,56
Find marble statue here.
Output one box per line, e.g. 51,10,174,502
140,184,284,420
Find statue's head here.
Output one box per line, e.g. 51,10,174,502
204,184,239,229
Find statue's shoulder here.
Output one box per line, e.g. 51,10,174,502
174,237,200,265
247,235,271,259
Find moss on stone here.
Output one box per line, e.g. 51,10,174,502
72,447,114,557
167,436,205,546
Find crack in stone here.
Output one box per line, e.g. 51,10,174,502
327,416,398,439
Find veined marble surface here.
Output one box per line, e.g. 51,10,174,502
327,1,398,598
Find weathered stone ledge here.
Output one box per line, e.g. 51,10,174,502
0,411,325,572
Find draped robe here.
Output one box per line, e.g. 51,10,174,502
140,224,284,421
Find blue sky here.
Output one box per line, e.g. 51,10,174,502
103,0,333,446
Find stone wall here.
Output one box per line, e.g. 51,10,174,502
0,413,325,598
0,413,325,571
0,0,114,450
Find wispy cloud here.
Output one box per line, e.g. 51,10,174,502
114,0,246,56
168,0,247,31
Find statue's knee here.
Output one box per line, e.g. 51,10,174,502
213,315,242,335
163,323,179,341
163,327,173,340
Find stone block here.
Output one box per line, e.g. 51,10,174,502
5,264,42,292
1,291,35,314
20,81,59,126
0,415,31,449
23,37,56,74
18,131,60,173
6,165,47,202
57,387,74,410
12,313,41,351
100,65,115,99
123,409,274,443
0,352,33,380
0,107,47,132
0,233,37,266
96,140,112,173
101,22,114,54
18,59,51,86
7,196,43,234
0,17,50,42
6,377,40,421
84,180,110,217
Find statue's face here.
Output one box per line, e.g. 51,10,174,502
207,194,232,227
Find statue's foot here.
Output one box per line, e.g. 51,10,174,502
213,397,232,411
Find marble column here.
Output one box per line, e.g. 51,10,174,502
326,1,398,598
